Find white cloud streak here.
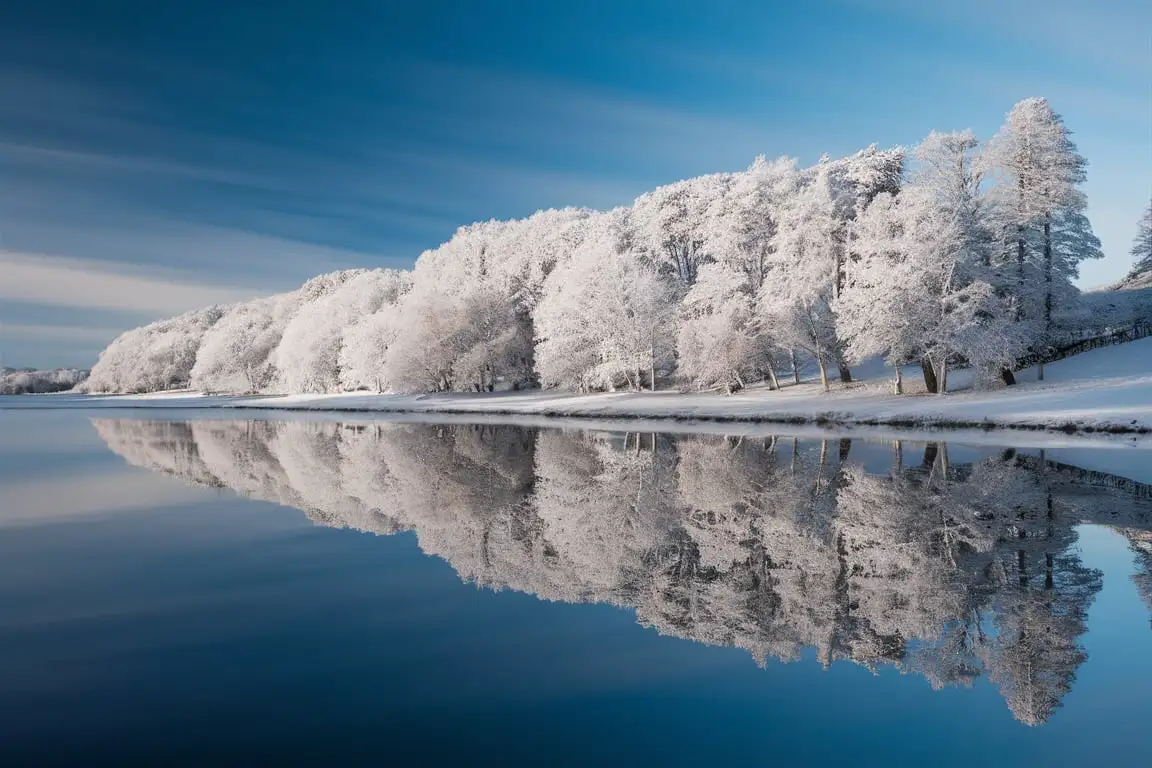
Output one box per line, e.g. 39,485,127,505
0,322,124,344
0,250,264,314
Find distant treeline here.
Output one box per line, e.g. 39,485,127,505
0,367,89,395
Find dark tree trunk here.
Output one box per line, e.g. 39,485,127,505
922,442,939,472
1001,367,1017,386
838,363,852,383
921,360,939,394
1040,214,1052,382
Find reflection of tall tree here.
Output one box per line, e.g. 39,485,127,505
94,419,1151,725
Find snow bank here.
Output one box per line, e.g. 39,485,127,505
6,337,1151,441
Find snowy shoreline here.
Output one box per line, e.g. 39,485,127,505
7,338,1151,443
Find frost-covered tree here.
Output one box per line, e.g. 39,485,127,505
382,210,592,393
275,269,409,394
984,98,1101,379
760,162,843,390
338,300,406,392
1127,200,1152,283
759,147,904,390
536,210,677,390
840,132,1022,393
82,305,227,393
678,264,771,392
678,157,798,392
631,173,731,288
191,293,293,392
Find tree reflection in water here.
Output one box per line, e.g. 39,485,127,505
93,418,1152,726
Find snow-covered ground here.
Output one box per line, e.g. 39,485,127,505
5,337,1151,438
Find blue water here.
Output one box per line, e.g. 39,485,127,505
0,410,1149,766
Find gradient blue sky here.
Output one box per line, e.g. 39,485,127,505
1,0,1149,368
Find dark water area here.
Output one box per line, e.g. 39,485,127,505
1,410,1150,766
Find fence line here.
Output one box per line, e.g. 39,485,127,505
1014,321,1152,370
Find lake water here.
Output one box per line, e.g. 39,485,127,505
1,408,1150,766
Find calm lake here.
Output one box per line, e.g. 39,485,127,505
1,408,1150,766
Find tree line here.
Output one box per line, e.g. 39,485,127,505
83,98,1122,396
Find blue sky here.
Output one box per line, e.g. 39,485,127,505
1,0,1149,368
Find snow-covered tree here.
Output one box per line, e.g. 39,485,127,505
338,300,406,392
191,294,291,392
275,269,409,394
1127,200,1152,283
82,305,227,393
678,263,771,392
677,156,798,391
984,98,1101,378
631,173,731,288
840,132,1022,393
535,210,677,390
760,162,843,390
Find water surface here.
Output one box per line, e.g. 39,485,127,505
1,410,1150,766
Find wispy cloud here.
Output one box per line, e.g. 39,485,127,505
0,322,124,344
0,251,264,314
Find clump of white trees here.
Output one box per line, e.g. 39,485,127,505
0,367,89,394
83,97,1105,396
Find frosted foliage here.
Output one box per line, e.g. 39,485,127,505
82,305,226,393
274,269,410,394
338,302,405,392
535,211,677,390
96,422,1149,725
83,96,1107,396
1128,201,1152,281
191,294,289,392
678,264,767,391
0,367,88,394
632,174,732,287
983,98,1101,349
838,132,1023,389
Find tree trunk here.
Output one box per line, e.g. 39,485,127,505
922,442,939,472
790,349,800,385
921,360,938,394
766,362,780,391
1044,212,1053,324
936,358,949,395
1001,367,1016,386
649,347,656,392
816,358,829,392
893,363,903,395
837,354,852,383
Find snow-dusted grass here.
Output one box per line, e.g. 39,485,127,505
6,336,1151,440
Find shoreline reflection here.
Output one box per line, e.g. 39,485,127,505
93,419,1152,726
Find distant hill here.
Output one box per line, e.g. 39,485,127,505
1115,265,1152,292
1080,277,1152,334
0,367,90,395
